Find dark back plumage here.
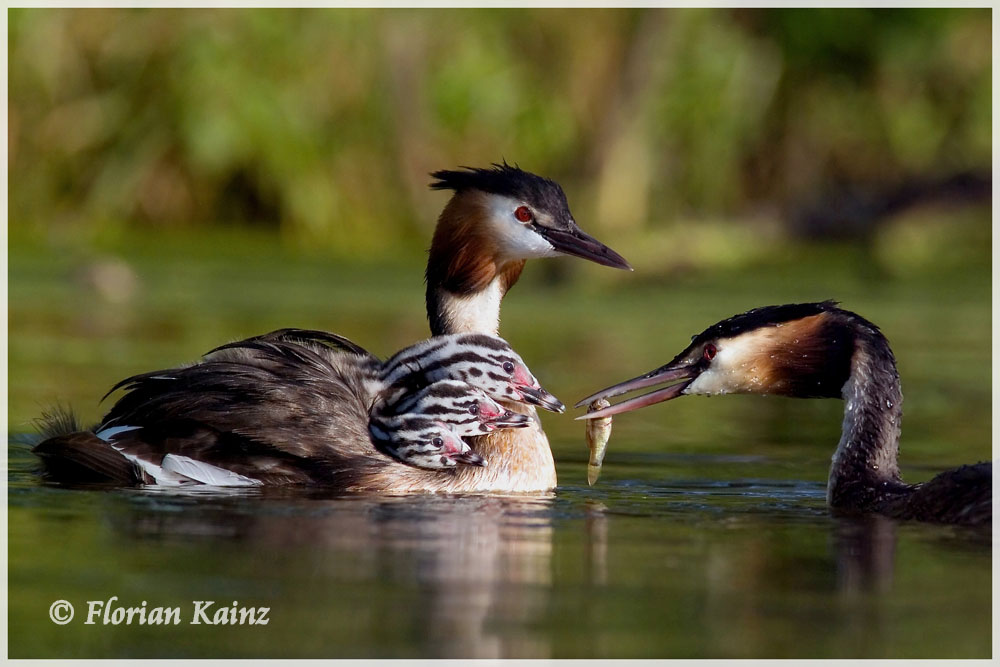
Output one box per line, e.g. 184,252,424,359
40,331,390,487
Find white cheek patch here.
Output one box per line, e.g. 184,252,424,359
683,332,773,396
485,195,557,261
684,366,732,395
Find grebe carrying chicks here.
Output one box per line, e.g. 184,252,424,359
33,164,633,493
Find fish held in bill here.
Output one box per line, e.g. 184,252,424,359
586,399,613,486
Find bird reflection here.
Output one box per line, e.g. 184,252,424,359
832,513,897,595
113,488,555,658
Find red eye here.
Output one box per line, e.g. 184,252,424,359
703,344,717,361
514,206,533,223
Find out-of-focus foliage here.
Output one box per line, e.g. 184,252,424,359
9,8,991,255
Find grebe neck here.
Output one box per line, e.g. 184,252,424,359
424,190,529,336
828,330,904,508
427,268,526,336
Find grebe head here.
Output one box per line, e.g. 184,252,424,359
382,333,565,413
387,379,532,436
577,301,856,419
430,162,633,270
426,163,632,335
369,415,486,470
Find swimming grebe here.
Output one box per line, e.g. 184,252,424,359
576,302,991,526
34,163,629,493
421,164,631,490
35,330,563,489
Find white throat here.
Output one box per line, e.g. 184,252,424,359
436,276,504,335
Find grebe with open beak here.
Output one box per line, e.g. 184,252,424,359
577,302,990,526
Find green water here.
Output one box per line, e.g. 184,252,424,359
8,230,992,658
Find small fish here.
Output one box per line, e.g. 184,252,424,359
586,398,613,486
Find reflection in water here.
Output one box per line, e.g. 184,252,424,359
583,501,609,586
832,514,897,595
827,514,898,658
8,442,992,659
114,489,556,658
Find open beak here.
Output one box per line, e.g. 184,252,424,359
574,363,699,420
517,386,566,413
488,411,533,429
536,224,632,271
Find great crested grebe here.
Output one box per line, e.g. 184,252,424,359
34,163,630,493
577,302,991,526
420,163,630,490
35,329,564,490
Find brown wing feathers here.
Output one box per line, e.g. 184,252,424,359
34,332,386,486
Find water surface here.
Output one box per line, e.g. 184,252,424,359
8,442,990,658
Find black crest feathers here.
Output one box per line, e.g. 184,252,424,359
429,162,568,208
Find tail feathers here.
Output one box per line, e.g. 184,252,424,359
33,406,85,441
33,432,146,486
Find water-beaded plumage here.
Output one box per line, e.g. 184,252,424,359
578,302,990,526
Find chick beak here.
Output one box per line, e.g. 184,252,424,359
488,411,533,429
536,223,632,271
453,449,487,467
517,386,566,413
574,363,698,419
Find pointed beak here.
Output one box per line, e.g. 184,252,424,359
536,224,632,271
574,363,698,419
487,411,533,429
453,449,487,467
517,386,566,413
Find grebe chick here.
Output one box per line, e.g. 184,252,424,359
369,417,483,470
380,332,565,414
383,380,533,436
577,302,991,526
370,380,532,470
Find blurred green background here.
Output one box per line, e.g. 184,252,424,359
10,8,989,255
